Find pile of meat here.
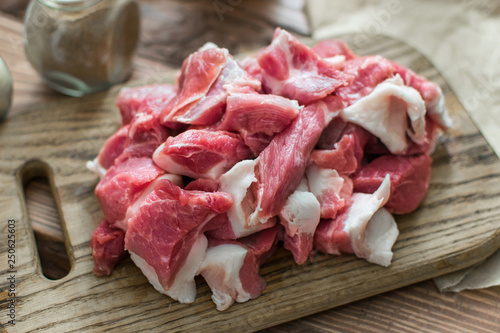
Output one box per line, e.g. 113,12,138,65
87,28,451,311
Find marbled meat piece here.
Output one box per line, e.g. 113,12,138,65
95,157,164,223
161,47,228,127
116,84,176,125
200,226,278,311
340,75,427,154
208,159,276,240
91,220,126,276
257,28,353,105
218,93,301,136
353,154,432,214
279,178,321,265
314,175,399,267
306,164,353,220
253,101,326,223
125,178,233,303
153,129,253,179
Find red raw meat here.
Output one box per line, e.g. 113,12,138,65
390,60,451,129
240,56,264,84
162,46,261,127
135,84,178,117
114,112,170,165
353,154,432,214
114,174,183,232
88,29,451,309
95,157,164,223
174,55,260,126
91,220,126,276
125,178,233,303
255,101,326,223
312,39,356,60
219,93,300,136
200,226,278,311
336,55,395,105
257,28,353,105
211,159,277,239
311,118,372,174
92,125,129,172
314,176,398,267
306,165,353,220
279,178,321,265
116,84,164,125
239,131,274,156
153,129,253,179
161,47,228,127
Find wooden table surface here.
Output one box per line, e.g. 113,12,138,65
1,1,499,332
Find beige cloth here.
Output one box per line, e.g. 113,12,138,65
306,0,500,292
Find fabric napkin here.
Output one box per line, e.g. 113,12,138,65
305,0,500,292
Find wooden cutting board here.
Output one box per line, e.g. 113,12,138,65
1,34,500,332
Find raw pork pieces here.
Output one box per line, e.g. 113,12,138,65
87,28,450,311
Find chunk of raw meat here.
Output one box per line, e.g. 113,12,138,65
184,178,219,192
95,157,164,223
114,112,170,164
91,220,126,276
239,56,263,84
336,55,395,105
162,45,261,127
238,131,274,156
365,114,440,156
176,55,261,126
257,28,353,105
161,47,228,126
314,175,399,267
125,178,233,303
312,39,356,61
253,101,327,223
153,129,253,179
353,154,432,214
135,84,178,117
114,174,183,231
87,125,129,177
390,60,452,129
210,159,276,239
279,178,321,265
200,226,278,311
218,93,301,136
306,164,353,220
311,119,372,174
340,75,427,154
116,84,174,125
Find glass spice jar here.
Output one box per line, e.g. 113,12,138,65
23,0,140,97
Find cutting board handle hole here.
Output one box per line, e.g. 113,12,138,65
21,160,72,280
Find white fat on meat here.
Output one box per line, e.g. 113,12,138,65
426,86,453,129
219,158,275,237
306,164,352,219
362,208,399,266
340,75,426,154
200,244,251,311
306,165,344,202
153,142,227,180
130,234,208,304
343,175,398,267
114,174,183,231
280,178,321,237
86,158,106,178
323,54,346,68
